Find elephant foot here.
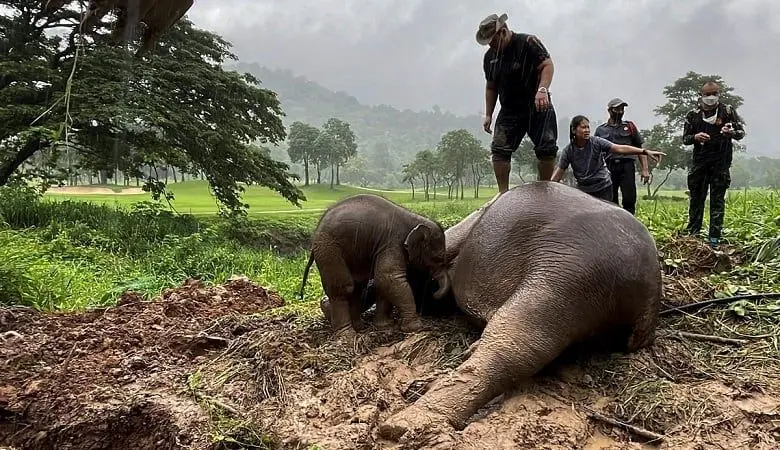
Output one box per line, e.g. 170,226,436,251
333,326,357,344
374,316,394,331
400,317,423,333
378,403,455,445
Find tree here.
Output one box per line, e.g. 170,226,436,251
287,121,320,186
512,139,537,182
438,129,482,200
321,117,357,186
0,1,304,214
312,130,340,189
640,124,687,198
467,146,490,198
401,162,419,199
414,150,441,200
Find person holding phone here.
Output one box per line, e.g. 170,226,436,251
682,81,746,249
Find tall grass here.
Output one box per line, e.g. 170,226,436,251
1,184,779,311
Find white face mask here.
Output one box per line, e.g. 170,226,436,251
701,95,719,106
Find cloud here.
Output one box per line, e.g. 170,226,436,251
187,0,780,156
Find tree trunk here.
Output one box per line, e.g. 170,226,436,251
336,164,340,185
330,164,335,189
304,157,310,186
650,167,674,198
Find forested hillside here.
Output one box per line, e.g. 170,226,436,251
233,63,492,181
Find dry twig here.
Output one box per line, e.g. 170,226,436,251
582,405,665,443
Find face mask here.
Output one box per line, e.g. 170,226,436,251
610,110,623,121
701,95,719,107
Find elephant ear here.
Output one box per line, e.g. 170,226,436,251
404,223,431,262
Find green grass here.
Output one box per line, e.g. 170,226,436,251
43,181,430,215
2,182,779,311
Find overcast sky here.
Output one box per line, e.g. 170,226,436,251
186,0,779,157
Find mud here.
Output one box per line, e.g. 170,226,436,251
1,245,778,449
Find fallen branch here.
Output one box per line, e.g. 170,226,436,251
582,405,665,443
671,331,747,346
660,292,780,316
541,390,665,443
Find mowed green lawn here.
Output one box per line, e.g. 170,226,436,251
43,181,503,216
43,180,770,217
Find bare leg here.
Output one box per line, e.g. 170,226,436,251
492,161,511,193
537,159,555,181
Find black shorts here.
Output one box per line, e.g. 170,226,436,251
490,102,559,163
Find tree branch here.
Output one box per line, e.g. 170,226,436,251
0,137,46,187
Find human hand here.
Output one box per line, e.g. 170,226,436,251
645,150,666,164
721,123,734,137
641,169,650,184
483,115,493,134
535,90,550,111
694,132,710,143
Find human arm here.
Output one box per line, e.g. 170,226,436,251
551,166,565,182
722,107,746,141
609,143,665,163
682,111,710,145
483,53,499,133
630,123,650,182
550,148,569,182
526,34,553,111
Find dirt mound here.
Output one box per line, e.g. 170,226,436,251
0,277,283,449
658,236,743,306
2,245,778,449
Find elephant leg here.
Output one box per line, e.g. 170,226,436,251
374,294,394,330
314,249,356,339
374,251,422,333
379,286,571,439
348,289,367,331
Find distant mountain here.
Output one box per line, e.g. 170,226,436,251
232,63,491,169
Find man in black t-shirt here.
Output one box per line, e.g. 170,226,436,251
476,13,558,191
682,80,746,249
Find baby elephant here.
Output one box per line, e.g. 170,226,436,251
299,194,451,339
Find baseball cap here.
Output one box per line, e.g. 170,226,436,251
476,13,508,46
607,98,628,109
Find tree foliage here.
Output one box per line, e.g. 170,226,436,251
402,129,489,200
287,121,321,186
1,0,304,213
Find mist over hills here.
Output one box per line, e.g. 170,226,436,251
235,63,493,168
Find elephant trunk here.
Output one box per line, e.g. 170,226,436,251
431,269,451,300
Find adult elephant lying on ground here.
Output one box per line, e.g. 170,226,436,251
378,181,663,440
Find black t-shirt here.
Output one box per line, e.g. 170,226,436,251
483,32,550,113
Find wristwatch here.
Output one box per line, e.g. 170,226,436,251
537,87,548,94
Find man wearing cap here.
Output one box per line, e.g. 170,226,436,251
476,13,558,192
594,98,650,215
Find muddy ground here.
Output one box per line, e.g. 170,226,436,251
1,239,779,449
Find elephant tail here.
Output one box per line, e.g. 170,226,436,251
299,250,315,300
